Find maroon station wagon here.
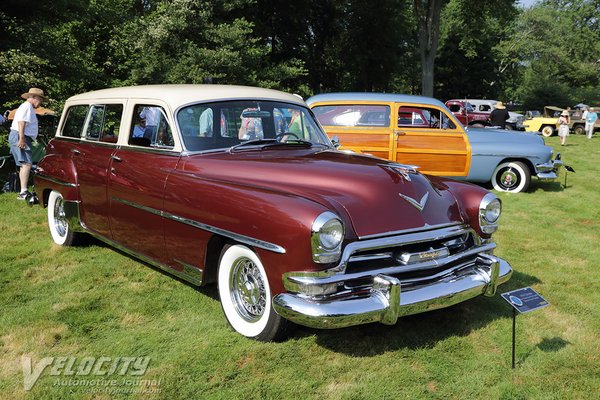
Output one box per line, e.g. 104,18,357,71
33,85,513,341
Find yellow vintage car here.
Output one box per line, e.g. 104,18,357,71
523,106,562,137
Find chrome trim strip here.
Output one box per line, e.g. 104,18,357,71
174,259,204,286
34,172,78,188
62,200,86,233
358,222,463,241
112,197,286,254
272,256,512,329
86,231,204,286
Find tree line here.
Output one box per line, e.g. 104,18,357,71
1,0,599,112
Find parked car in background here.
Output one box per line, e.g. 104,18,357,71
33,85,512,341
568,108,600,135
463,99,526,131
307,92,563,193
445,100,490,127
523,106,562,137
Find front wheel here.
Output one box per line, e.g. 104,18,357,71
541,125,555,137
47,190,76,246
491,161,531,193
218,244,289,341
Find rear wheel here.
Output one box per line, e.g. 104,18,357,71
573,124,585,135
491,161,531,193
218,244,289,341
47,190,76,246
541,125,555,137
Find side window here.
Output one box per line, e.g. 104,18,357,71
398,106,456,130
85,105,105,140
61,105,89,138
312,105,390,127
83,104,123,143
480,105,492,112
129,105,174,149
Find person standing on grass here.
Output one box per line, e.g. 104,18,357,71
9,88,47,200
585,107,597,139
557,110,570,146
490,101,510,129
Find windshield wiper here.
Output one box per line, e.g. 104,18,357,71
229,138,315,152
229,139,278,153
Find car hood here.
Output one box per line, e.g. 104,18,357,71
466,127,545,146
181,149,464,238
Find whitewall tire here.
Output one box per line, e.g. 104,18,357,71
491,161,531,193
217,244,288,341
47,190,76,246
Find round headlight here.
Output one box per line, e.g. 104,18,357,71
484,198,501,223
318,218,344,250
311,212,345,263
479,193,502,234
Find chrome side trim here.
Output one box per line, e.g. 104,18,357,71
174,259,204,286
62,200,86,233
34,172,78,188
86,231,204,286
112,197,286,254
273,256,512,329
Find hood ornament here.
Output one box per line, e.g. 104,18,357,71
379,163,420,182
399,192,429,211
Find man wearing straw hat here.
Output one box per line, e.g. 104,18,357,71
490,101,510,129
9,88,47,200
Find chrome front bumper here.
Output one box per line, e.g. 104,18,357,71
536,154,563,180
272,254,512,329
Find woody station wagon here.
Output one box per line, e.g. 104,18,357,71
307,93,563,193
33,85,512,340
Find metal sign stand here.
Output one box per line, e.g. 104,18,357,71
501,287,550,369
512,308,517,369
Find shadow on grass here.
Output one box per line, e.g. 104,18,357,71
304,270,541,356
76,234,547,353
515,337,571,367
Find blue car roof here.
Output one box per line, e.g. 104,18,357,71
306,92,447,109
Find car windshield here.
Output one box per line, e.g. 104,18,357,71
177,100,332,152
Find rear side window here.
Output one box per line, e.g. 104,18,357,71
61,105,89,138
312,105,390,127
398,106,456,130
84,104,123,143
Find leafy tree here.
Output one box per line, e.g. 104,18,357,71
435,0,519,100
497,0,600,109
414,0,447,96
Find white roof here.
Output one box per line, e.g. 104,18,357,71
66,84,306,109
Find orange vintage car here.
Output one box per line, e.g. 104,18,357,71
307,93,562,193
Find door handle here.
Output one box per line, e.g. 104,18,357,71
110,155,122,162
395,131,406,136
71,149,81,155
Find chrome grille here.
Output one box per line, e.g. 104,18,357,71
340,224,486,281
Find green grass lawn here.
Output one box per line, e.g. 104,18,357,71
1,134,599,399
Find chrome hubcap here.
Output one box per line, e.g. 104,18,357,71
499,169,519,189
230,257,266,322
53,196,68,237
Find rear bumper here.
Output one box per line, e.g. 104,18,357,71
273,254,512,329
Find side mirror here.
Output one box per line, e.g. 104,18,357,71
331,135,341,149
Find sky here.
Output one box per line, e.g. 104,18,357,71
518,0,540,7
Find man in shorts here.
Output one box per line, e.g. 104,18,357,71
9,88,47,200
